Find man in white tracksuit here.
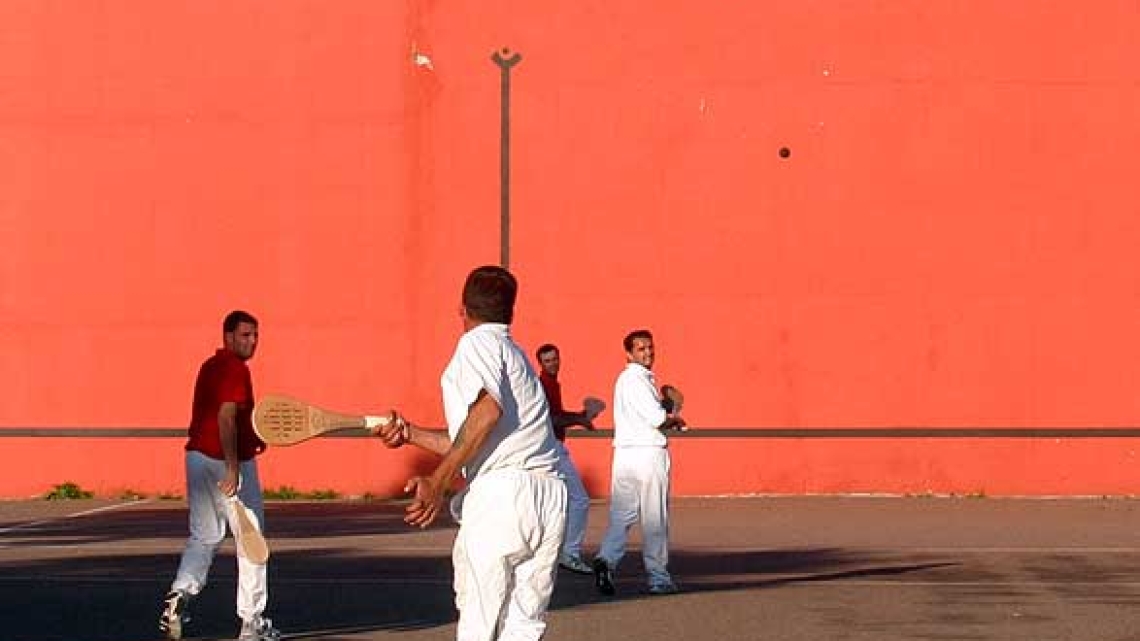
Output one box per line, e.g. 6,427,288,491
534,343,601,575
593,329,686,596
377,265,567,641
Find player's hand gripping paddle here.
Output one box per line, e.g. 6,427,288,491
253,394,393,447
227,495,269,565
661,385,684,415
660,385,688,432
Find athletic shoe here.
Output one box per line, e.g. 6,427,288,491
559,554,594,574
648,581,679,595
237,615,281,641
158,590,190,640
593,558,615,595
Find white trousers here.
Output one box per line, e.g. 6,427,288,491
170,450,268,622
452,468,567,641
596,446,672,588
554,441,590,559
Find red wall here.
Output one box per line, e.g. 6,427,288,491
2,2,1138,497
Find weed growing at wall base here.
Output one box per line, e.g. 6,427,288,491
262,486,341,500
44,482,93,500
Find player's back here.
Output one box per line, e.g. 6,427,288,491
444,323,559,480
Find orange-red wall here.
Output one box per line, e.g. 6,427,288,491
2,2,1138,497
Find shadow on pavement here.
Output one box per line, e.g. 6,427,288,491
1,502,969,641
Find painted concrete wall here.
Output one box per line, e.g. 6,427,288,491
2,2,1138,497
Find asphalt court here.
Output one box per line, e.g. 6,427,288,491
1,496,1138,641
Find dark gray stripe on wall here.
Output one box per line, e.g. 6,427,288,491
0,428,190,437
1,428,1138,438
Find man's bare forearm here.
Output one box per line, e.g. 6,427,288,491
551,410,591,430
405,425,452,456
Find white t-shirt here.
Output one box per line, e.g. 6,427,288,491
440,322,559,481
612,362,668,448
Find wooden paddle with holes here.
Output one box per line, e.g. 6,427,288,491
252,394,394,447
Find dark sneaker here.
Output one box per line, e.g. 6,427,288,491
158,590,190,640
648,581,679,595
593,558,615,595
559,554,594,575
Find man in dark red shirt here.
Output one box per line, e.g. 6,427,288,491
159,311,280,641
535,343,603,574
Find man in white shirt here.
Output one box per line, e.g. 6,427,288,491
593,329,686,596
376,265,568,641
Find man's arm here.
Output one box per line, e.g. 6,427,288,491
397,422,452,456
539,375,593,431
375,414,461,456
217,402,241,496
403,390,502,528
654,387,686,432
550,409,595,431
628,373,684,433
658,413,687,432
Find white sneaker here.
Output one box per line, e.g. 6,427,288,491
558,554,595,574
237,615,281,641
158,590,190,640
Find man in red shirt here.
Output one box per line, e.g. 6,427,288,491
535,343,602,574
159,311,280,641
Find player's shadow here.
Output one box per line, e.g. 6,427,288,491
548,547,960,608
0,543,955,641
2,501,963,641
0,547,459,641
0,500,434,547
0,501,462,641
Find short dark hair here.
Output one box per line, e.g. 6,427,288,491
536,343,559,360
462,266,517,324
223,310,258,333
623,329,653,352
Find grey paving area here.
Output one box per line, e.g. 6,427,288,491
1,496,1137,641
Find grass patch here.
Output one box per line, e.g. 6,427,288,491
44,482,94,500
262,486,342,500
305,489,340,500
262,485,301,500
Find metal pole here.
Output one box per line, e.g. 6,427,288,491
491,48,521,268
